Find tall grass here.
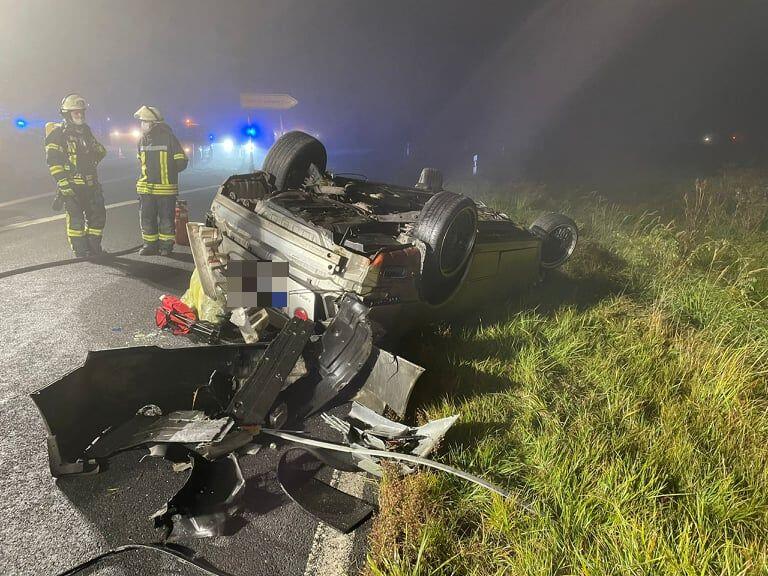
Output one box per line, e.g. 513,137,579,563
366,171,768,575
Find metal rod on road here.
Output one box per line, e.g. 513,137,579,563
261,429,531,506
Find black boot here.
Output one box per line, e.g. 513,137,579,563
87,236,104,257
72,236,90,258
139,243,159,256
158,242,174,256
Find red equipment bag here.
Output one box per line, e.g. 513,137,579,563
155,294,197,335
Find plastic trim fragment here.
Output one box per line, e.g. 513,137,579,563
276,448,374,533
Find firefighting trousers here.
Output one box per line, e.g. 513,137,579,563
139,194,176,248
63,185,106,255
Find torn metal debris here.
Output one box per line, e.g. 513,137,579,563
321,402,459,476
31,294,512,540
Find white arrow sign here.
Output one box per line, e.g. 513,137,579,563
240,93,298,110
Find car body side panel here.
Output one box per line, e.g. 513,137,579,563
467,251,500,280
366,241,541,333
209,191,543,331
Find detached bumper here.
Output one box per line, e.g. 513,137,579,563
30,344,268,477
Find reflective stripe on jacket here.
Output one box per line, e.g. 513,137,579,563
136,123,188,195
44,122,106,195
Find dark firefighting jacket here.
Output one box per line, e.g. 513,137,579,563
136,123,188,195
44,122,106,196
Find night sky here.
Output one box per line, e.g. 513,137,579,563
2,0,768,182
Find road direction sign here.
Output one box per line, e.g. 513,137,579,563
240,93,298,110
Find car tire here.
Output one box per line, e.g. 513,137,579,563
415,167,443,192
529,213,579,269
262,131,327,191
412,192,478,304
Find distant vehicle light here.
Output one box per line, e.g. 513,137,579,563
131,128,141,139
184,147,191,154
112,130,121,137
702,133,714,144
243,141,256,153
222,138,235,153
14,118,27,129
208,133,215,142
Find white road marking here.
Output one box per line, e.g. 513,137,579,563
0,192,58,209
0,176,134,209
303,470,369,576
0,185,218,233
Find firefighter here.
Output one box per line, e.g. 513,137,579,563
44,94,107,257
134,106,188,255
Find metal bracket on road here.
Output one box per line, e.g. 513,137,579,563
226,316,313,424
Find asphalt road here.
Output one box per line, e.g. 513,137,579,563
0,159,374,576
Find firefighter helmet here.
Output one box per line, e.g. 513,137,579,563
60,93,88,113
134,105,164,122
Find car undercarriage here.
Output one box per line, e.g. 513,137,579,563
188,131,579,331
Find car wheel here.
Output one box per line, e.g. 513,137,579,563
415,167,443,192
412,192,478,304
529,213,579,269
262,131,327,191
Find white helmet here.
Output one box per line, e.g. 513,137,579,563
60,93,88,113
134,105,164,122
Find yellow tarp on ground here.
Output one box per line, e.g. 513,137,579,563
181,268,226,324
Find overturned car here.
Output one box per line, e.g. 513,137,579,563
30,135,550,546
189,131,579,330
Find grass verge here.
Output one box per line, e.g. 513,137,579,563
366,171,768,575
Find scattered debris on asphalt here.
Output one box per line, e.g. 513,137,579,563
32,293,512,541
321,402,459,475
264,429,512,500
